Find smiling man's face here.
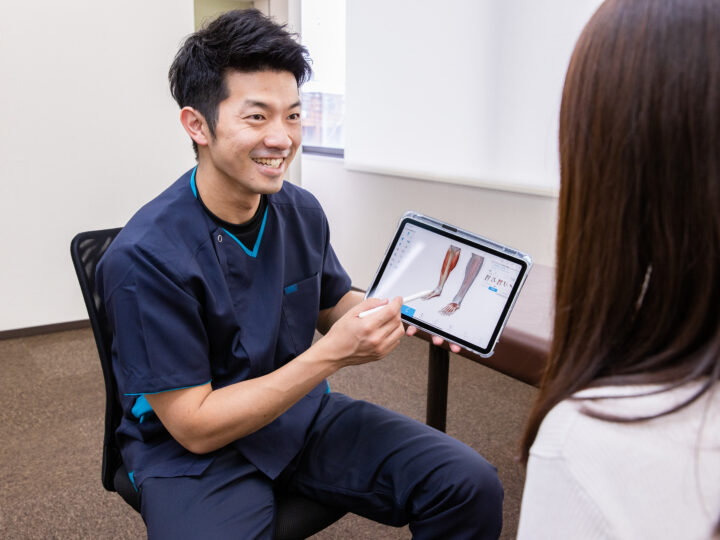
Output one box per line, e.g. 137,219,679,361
202,69,302,200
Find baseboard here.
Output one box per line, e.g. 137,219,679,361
0,320,90,340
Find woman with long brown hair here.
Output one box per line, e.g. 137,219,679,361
517,0,720,537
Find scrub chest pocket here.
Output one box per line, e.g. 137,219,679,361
282,273,321,354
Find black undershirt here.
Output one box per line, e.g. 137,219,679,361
197,192,268,249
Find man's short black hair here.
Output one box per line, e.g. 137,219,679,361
169,9,311,153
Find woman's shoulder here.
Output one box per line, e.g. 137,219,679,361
526,380,720,538
533,379,720,458
527,397,585,459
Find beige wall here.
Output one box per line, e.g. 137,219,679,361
194,0,253,29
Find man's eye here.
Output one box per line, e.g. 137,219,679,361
288,113,301,121
248,114,264,121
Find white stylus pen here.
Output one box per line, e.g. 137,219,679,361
358,289,433,319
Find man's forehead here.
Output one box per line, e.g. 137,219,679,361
223,68,298,87
222,69,300,104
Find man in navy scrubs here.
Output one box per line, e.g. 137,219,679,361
97,9,502,539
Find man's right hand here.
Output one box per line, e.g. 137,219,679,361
318,296,406,367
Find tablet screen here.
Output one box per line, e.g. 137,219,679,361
366,215,530,356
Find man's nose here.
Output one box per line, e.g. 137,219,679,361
264,119,292,150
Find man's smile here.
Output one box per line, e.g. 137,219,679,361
252,157,284,169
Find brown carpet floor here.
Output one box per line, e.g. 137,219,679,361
0,328,536,539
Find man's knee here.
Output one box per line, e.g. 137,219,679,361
440,449,503,512
413,444,503,537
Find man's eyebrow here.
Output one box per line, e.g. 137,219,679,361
242,100,302,109
243,100,271,109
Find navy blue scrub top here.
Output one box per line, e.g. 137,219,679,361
96,168,352,488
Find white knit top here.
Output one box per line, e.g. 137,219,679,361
517,380,720,539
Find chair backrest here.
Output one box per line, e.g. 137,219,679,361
70,228,123,492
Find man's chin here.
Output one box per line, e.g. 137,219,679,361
256,177,285,195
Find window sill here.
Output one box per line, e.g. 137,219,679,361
302,146,344,158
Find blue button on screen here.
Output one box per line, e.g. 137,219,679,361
401,305,416,317
489,286,498,292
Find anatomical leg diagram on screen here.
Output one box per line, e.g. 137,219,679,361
421,245,485,315
422,245,461,300
441,253,484,315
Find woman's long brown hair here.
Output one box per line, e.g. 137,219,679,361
521,0,720,461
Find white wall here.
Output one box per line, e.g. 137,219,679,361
0,0,557,332
345,0,601,196
0,1,196,332
302,154,557,290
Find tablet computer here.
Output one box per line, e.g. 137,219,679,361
365,212,532,357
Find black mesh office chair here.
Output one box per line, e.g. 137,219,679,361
71,228,345,539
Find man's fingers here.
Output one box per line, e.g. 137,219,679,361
392,323,406,347
380,296,403,319
376,304,405,344
381,323,406,356
352,296,389,316
430,334,462,353
362,296,402,325
361,301,462,355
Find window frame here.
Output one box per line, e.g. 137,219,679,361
299,0,345,158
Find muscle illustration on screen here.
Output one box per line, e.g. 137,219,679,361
422,245,461,300
440,254,485,315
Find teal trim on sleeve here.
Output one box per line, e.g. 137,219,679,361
128,471,138,493
131,395,153,423
325,380,331,393
124,380,212,397
221,205,269,258
190,166,198,198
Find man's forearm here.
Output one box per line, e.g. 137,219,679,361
151,341,341,454
147,294,404,455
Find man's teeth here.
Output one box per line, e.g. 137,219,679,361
253,157,283,168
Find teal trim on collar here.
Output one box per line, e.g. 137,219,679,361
221,205,269,258
190,166,198,198
190,165,268,258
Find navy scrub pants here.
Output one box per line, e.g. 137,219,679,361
140,392,503,539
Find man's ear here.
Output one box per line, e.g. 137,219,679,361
180,107,211,147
